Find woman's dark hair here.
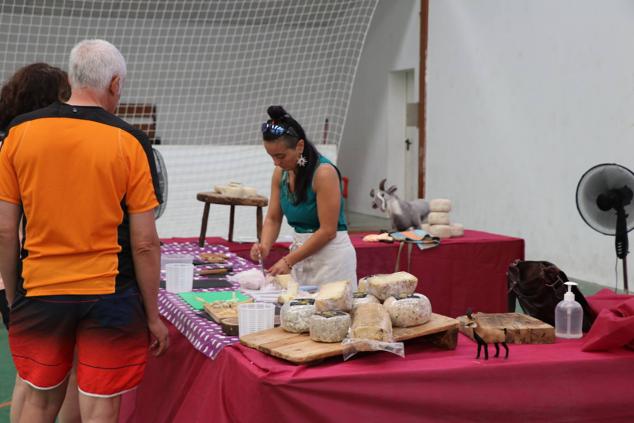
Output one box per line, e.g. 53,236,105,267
264,105,321,204
0,63,71,131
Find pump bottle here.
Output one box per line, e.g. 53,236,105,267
555,281,583,339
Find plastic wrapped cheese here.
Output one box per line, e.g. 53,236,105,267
352,292,380,315
350,303,393,342
315,280,353,312
383,293,432,327
366,272,418,301
280,298,315,333
429,198,452,212
427,212,450,225
309,311,351,343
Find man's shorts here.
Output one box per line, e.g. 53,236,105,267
9,286,149,397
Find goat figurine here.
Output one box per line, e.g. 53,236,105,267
465,309,509,360
370,179,430,231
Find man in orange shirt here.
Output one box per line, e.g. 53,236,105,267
0,39,168,423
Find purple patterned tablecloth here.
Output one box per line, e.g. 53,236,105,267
158,241,255,359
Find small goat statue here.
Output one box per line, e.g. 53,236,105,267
464,308,509,360
370,179,430,231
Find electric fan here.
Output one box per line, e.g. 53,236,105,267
576,163,634,292
152,148,168,219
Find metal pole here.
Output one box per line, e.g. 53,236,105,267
623,257,629,293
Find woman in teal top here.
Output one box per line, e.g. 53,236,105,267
250,106,357,287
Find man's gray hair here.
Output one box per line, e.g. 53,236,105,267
69,39,126,90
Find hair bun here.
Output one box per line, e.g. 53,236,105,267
267,105,290,120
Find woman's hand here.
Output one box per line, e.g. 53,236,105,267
250,243,270,262
267,256,293,276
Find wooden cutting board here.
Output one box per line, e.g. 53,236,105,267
456,312,554,344
240,313,459,364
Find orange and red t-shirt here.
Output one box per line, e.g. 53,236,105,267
0,102,160,296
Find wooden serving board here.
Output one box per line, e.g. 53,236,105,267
456,312,554,344
240,313,459,364
202,298,253,323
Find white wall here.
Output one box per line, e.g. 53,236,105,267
425,0,634,288
339,0,420,217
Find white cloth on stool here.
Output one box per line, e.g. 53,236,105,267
290,231,358,290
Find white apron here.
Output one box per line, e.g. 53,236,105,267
290,231,358,290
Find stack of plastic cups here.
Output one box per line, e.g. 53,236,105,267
237,303,275,337
165,263,194,293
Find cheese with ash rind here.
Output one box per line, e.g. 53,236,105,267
366,272,418,301
280,298,315,333
315,280,353,312
352,292,380,315
309,311,351,343
350,303,393,342
383,293,432,327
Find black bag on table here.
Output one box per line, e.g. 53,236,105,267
507,260,596,332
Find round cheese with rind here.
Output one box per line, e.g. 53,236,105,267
366,272,418,301
430,198,452,212
450,223,464,237
427,212,450,225
280,299,315,333
309,311,351,343
383,293,432,327
429,224,452,239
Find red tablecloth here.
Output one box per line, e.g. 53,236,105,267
164,229,524,317
120,319,634,423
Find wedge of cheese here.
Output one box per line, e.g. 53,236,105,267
350,303,392,342
366,272,418,301
277,280,299,304
274,274,295,289
314,280,353,312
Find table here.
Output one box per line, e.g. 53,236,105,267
119,319,634,423
170,229,525,317
196,192,268,246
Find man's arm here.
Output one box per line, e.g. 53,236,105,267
129,210,168,356
0,200,21,305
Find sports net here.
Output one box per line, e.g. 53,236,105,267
0,0,377,238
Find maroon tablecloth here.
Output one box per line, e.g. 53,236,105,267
120,318,634,423
165,229,525,317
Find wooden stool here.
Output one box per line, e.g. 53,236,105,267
197,192,268,246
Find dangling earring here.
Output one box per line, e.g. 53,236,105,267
297,154,307,167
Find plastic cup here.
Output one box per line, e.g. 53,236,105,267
161,254,194,271
238,303,275,337
165,263,194,293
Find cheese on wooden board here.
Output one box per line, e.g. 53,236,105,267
352,292,379,315
274,274,295,289
280,299,315,333
309,311,351,343
350,303,393,341
383,293,432,327
314,280,353,312
366,272,418,301
358,277,368,293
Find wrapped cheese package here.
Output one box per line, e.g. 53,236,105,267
351,292,380,315
350,303,393,342
383,293,432,327
315,280,353,312
280,298,315,333
309,311,351,343
366,272,418,301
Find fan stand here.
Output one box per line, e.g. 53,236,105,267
615,206,630,293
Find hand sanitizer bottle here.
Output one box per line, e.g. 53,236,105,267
555,282,583,339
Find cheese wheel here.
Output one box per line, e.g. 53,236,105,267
427,212,450,225
383,293,432,327
366,272,418,301
242,186,258,197
280,299,315,333
430,198,452,212
450,223,464,237
350,303,392,341
421,223,432,233
315,280,353,312
309,311,351,343
429,224,452,239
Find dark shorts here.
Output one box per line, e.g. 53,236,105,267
9,287,149,397
0,289,9,329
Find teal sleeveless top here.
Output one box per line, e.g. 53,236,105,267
280,156,348,234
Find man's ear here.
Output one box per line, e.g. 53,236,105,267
109,75,122,96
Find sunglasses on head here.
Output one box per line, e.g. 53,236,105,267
261,122,298,138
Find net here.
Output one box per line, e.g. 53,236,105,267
0,0,377,238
